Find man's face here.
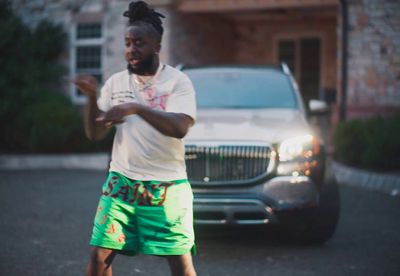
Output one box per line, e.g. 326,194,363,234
125,26,160,75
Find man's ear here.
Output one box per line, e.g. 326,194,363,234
155,43,161,54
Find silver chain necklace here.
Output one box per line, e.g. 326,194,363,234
129,63,165,94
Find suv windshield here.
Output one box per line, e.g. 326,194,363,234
184,67,298,109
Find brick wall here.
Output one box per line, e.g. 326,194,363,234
234,16,337,91
166,11,337,94
165,12,236,66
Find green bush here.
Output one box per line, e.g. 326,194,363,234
0,1,113,153
333,116,400,171
16,96,80,153
11,90,114,153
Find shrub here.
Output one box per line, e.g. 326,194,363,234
16,95,81,153
333,116,400,171
13,91,114,153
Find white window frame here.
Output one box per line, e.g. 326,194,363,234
69,22,105,104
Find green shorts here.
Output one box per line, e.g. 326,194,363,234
90,171,196,256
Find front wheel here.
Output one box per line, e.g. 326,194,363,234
280,176,340,244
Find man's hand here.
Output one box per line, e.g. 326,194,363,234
96,103,140,128
72,75,98,98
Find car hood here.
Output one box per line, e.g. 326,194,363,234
185,108,315,144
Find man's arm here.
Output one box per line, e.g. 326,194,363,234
72,75,109,141
84,96,109,141
96,102,194,139
135,104,194,138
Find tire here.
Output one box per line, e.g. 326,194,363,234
280,176,340,244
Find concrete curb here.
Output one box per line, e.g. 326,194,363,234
0,153,109,170
331,160,400,196
1,154,400,196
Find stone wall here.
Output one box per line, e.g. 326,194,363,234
14,0,400,119
344,0,400,118
11,0,71,27
10,1,338,104
101,1,128,79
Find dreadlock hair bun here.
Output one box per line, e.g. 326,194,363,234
123,1,165,38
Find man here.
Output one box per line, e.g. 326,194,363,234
72,2,197,276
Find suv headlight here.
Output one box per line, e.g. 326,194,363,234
277,134,320,176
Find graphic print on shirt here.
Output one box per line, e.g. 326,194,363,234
141,87,170,111
111,90,135,104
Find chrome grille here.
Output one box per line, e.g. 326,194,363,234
185,144,271,185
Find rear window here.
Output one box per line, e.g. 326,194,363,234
184,68,298,109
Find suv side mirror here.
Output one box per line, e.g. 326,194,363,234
308,99,329,116
175,63,184,70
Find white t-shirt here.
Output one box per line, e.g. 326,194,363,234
97,63,196,181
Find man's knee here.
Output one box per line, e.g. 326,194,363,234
166,254,196,276
89,247,115,265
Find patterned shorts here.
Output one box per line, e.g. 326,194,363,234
90,171,195,256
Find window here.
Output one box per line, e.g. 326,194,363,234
184,68,297,109
70,22,103,104
278,37,321,103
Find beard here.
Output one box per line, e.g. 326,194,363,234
127,53,156,75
